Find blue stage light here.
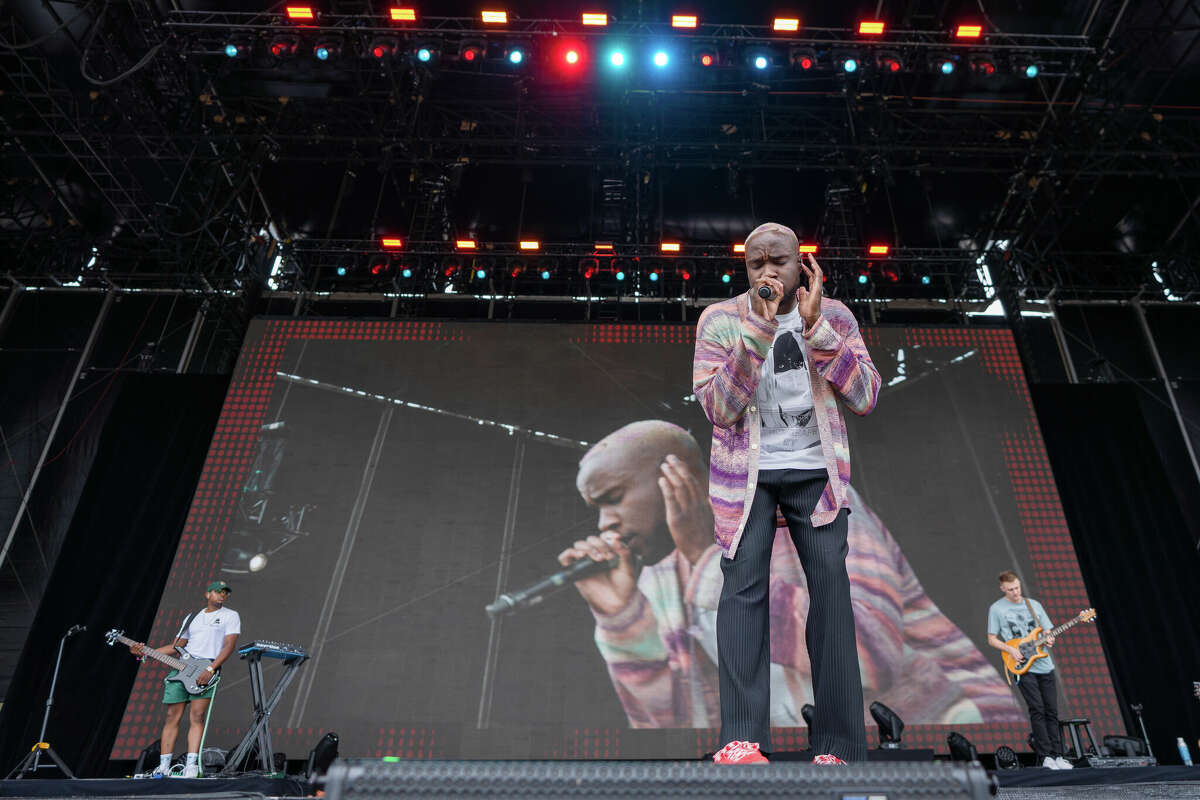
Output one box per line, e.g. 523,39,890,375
402,268,413,278
753,55,769,70
475,268,487,279
940,59,955,75
225,44,240,58
648,271,659,282
921,274,932,285
540,269,551,280
315,46,331,61
1025,64,1039,78
610,50,626,67
653,51,669,67
858,273,869,284
417,47,432,62
616,270,626,280
336,266,347,276
721,273,732,284
508,49,524,64
843,58,858,73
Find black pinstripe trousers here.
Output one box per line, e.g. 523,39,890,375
716,468,868,761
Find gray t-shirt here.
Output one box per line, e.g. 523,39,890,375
987,597,1054,674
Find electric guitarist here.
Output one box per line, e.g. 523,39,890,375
986,571,1072,770
130,580,240,777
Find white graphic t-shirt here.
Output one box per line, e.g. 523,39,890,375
180,607,241,660
755,307,825,470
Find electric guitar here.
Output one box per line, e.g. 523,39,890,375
105,629,220,695
1002,608,1096,676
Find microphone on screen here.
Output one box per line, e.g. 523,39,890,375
757,285,775,300
485,556,619,618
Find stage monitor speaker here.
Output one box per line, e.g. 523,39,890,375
323,759,996,799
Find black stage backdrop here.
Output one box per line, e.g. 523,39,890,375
0,375,228,777
1032,383,1200,764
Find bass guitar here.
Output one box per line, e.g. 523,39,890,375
105,629,220,695
1002,608,1096,676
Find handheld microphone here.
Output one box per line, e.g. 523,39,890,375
757,285,775,300
486,555,620,618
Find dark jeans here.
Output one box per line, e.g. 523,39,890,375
1017,670,1063,758
716,468,867,762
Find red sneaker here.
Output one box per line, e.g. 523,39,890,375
812,754,847,765
713,741,769,764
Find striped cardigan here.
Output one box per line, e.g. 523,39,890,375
692,292,881,557
593,485,1024,727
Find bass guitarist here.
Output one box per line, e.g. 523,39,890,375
986,571,1071,770
130,580,240,777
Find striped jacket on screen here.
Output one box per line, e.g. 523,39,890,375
592,485,1024,727
692,293,881,557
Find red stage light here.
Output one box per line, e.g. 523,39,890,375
859,20,885,35
584,267,596,279
956,24,983,38
881,56,901,72
566,49,580,64
700,53,713,66
799,56,813,69
868,244,889,255
680,269,692,280
463,47,479,61
381,237,403,249
286,6,315,20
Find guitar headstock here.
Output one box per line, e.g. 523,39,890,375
1079,608,1097,623
104,629,123,646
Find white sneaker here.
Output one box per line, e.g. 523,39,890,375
181,764,200,778
1042,756,1061,769
150,764,171,778
1055,757,1074,769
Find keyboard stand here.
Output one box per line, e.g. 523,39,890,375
219,649,309,775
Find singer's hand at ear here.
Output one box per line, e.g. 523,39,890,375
797,253,824,329
659,455,713,555
558,532,639,616
749,276,786,321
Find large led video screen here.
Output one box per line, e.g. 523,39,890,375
113,317,1120,760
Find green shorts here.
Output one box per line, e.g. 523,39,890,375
162,669,219,704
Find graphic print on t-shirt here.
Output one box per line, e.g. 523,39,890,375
757,321,821,468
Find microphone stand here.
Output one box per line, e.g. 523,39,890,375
1130,703,1155,762
6,626,81,779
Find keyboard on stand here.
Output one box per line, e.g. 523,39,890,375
237,640,309,661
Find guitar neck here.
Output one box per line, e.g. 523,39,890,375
1037,615,1084,645
114,634,186,671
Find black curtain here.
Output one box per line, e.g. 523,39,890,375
1033,383,1200,764
0,374,228,777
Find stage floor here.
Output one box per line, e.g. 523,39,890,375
1,764,1197,799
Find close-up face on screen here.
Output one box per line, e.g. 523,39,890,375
112,318,1119,760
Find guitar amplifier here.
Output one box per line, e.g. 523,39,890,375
1083,755,1157,768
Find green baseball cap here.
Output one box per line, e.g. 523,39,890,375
206,580,232,593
